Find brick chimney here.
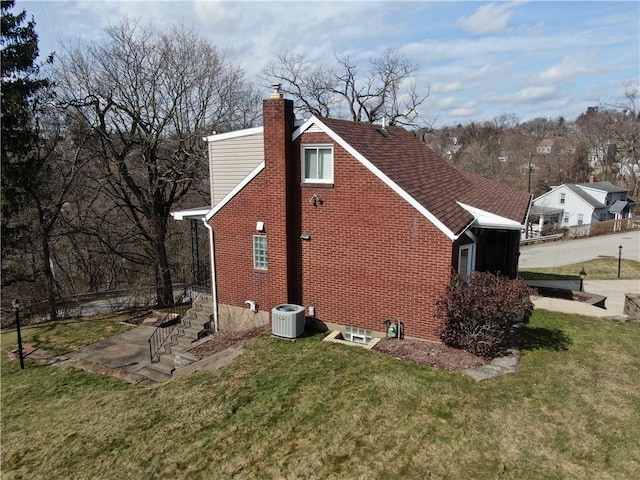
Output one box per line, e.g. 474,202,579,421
589,175,596,183
262,89,300,305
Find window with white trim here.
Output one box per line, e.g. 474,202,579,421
458,244,475,276
560,193,565,204
253,235,267,270
563,213,570,224
577,214,584,225
302,145,333,183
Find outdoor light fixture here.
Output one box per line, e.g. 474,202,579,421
11,299,24,370
300,234,311,241
579,267,587,292
256,221,265,232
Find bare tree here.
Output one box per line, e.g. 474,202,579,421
54,19,261,306
263,48,429,126
602,83,640,198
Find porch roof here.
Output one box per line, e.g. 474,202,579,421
171,206,211,221
458,203,524,230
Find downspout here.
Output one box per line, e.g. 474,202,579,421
203,219,219,333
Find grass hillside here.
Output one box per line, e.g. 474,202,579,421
2,311,639,479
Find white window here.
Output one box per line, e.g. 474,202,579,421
577,214,584,225
253,235,267,270
563,213,570,224
302,145,333,183
458,244,475,276
560,193,565,204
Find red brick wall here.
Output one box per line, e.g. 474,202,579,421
209,99,454,341
209,97,297,312
296,131,452,341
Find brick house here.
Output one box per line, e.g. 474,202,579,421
177,92,531,342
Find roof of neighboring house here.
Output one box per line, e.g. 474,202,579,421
564,184,606,209
609,200,629,214
537,138,557,148
576,181,628,194
314,117,531,236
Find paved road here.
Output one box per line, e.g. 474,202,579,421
519,230,640,269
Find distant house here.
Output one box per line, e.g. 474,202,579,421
174,92,531,343
588,142,617,167
531,179,636,235
536,138,561,155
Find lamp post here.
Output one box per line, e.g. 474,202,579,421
11,299,24,370
579,267,587,292
618,245,623,279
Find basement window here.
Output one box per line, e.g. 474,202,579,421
344,326,373,344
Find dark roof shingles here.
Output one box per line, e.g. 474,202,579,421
319,118,531,234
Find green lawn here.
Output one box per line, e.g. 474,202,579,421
519,258,640,281
1,311,639,479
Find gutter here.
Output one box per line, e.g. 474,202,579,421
203,219,219,333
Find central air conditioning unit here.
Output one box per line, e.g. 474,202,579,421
272,304,306,339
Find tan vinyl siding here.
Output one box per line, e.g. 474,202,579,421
209,132,264,206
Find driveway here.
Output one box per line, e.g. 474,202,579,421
519,230,640,269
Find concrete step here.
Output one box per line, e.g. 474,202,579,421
181,314,210,328
138,365,171,383
152,354,175,374
180,326,204,339
175,335,195,348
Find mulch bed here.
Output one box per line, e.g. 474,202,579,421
373,337,487,371
190,325,271,359
189,325,487,372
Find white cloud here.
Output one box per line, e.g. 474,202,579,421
432,81,463,94
456,1,525,35
536,55,594,84
26,0,639,126
504,86,558,103
437,96,458,108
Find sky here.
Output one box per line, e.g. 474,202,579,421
21,0,640,127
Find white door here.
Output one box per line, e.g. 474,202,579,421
458,244,475,276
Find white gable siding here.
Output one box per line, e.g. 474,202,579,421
208,132,264,206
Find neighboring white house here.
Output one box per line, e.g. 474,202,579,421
531,180,636,235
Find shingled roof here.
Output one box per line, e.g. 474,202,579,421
314,117,531,236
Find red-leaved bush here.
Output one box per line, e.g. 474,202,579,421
436,271,536,359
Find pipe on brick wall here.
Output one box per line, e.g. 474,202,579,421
204,219,219,333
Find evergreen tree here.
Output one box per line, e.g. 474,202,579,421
1,0,51,288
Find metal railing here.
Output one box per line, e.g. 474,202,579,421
148,296,193,362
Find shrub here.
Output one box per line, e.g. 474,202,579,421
436,271,536,359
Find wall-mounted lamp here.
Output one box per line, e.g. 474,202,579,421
256,221,265,232
300,234,311,241
310,193,321,207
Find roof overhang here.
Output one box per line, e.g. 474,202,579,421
457,202,524,230
203,126,263,143
171,206,211,221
